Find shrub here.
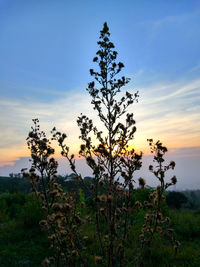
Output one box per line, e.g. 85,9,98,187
23,23,179,267
18,196,43,228
166,191,188,210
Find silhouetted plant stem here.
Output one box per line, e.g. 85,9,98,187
23,23,180,267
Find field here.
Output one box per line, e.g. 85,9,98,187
0,178,199,267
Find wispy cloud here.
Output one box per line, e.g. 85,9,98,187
128,77,200,149
152,11,200,27
0,77,200,166
137,10,200,36
189,64,200,73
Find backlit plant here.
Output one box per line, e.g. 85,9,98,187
23,23,179,267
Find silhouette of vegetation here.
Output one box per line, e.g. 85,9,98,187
181,190,200,210
0,190,200,266
18,22,200,266
0,176,30,193
166,191,188,209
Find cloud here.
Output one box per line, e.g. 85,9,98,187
0,145,199,190
169,146,200,158
131,78,200,149
137,10,200,39
189,64,200,73
152,11,200,27
0,89,102,166
0,77,200,166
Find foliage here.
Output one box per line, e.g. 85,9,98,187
0,192,50,266
136,140,180,264
0,192,27,222
181,190,200,210
0,192,200,266
22,23,179,266
166,191,188,209
0,176,30,193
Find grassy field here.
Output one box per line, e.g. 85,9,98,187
0,190,199,266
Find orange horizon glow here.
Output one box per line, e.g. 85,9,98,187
1,138,199,168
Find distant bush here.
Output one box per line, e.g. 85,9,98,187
182,190,200,210
166,191,188,209
18,197,43,228
0,176,30,193
0,192,27,221
0,193,50,267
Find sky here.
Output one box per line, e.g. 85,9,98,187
0,0,200,190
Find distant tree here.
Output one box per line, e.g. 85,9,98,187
166,191,188,209
14,173,21,178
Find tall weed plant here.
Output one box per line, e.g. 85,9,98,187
22,23,179,267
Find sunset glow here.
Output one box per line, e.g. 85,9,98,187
0,0,200,189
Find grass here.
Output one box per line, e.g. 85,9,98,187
0,192,199,266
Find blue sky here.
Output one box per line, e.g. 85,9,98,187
1,0,200,101
0,0,200,189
